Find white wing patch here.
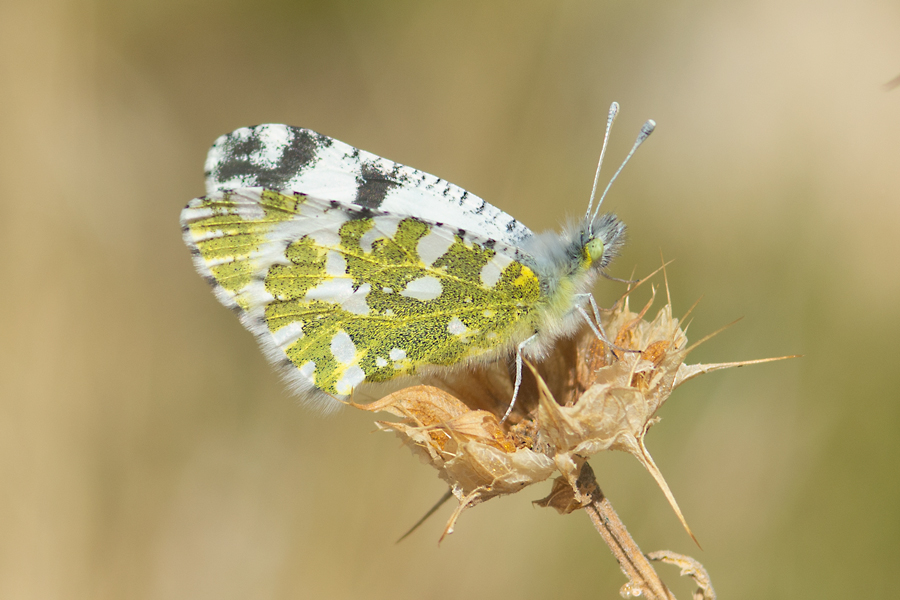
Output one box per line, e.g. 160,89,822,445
399,276,443,301
330,330,357,365
417,229,455,265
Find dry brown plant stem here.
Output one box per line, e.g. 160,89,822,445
577,463,675,600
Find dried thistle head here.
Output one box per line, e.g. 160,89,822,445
353,277,789,541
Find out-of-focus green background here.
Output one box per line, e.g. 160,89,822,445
2,1,898,598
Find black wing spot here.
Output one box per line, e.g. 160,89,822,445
213,127,331,191
256,129,329,190
354,162,398,209
213,134,264,185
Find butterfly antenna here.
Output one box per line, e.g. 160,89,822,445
590,119,656,223
585,102,620,230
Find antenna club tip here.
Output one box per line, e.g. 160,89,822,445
642,120,657,134
609,102,620,117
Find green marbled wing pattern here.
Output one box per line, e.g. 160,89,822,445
182,188,543,401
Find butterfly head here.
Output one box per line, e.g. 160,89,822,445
581,212,626,272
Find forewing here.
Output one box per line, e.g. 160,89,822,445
204,124,533,246
181,188,542,410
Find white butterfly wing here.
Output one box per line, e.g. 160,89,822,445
204,124,533,247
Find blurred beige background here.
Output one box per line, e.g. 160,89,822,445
2,0,898,598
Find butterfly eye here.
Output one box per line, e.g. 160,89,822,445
585,237,606,266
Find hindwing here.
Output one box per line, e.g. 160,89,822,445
181,188,543,407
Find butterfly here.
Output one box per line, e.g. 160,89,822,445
181,103,654,415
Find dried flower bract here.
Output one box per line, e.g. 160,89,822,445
353,276,790,541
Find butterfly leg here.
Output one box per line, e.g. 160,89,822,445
574,293,639,355
499,334,538,425
574,293,611,344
